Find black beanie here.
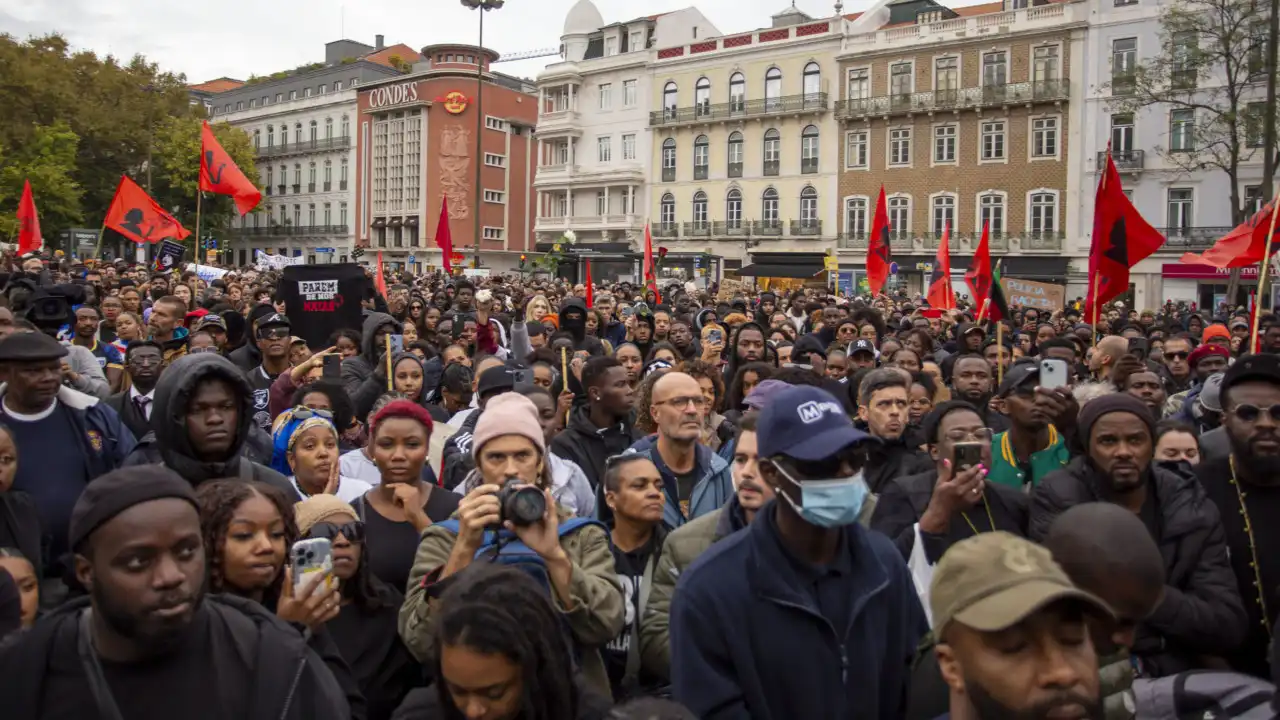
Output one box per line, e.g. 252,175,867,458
68,466,199,552
1078,394,1155,449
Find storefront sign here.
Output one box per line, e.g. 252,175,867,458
435,91,470,114
1162,263,1279,280
1001,276,1065,311
368,82,421,109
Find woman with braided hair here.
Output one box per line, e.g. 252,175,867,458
195,480,370,720
392,563,613,719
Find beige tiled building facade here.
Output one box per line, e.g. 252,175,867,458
834,0,1086,292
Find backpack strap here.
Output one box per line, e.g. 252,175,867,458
351,493,368,523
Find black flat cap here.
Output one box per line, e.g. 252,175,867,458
0,331,68,362
68,466,199,552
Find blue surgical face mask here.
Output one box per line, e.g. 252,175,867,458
775,466,869,528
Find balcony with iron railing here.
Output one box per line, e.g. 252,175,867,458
1100,149,1145,172
650,93,829,127
801,158,819,175
836,230,1063,252
256,136,351,158
838,231,916,251
661,167,676,183
644,219,831,240
1155,226,1231,252
694,165,708,181
727,162,743,178
835,80,1069,119
790,220,822,236
233,224,350,237
763,160,780,177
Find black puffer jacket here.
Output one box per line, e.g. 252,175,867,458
440,409,483,491
122,353,298,500
1030,456,1247,676
863,437,933,494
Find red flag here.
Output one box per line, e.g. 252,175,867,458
643,223,662,303
200,121,262,215
867,185,891,296
16,180,42,254
104,175,190,245
375,251,388,298
435,196,454,275
1085,150,1165,320
1180,198,1278,270
965,222,1005,323
927,222,955,310
585,259,594,308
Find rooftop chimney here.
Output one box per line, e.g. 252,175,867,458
375,34,385,50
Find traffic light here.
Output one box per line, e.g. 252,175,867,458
519,254,527,269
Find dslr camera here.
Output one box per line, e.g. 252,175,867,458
496,478,546,527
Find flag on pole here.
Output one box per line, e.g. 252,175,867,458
926,222,955,310
16,179,42,254
1086,149,1166,319
104,175,191,245
435,197,454,275
199,121,262,215
643,222,662,303
1180,198,1279,269
866,185,891,296
965,221,1010,323
375,251,388,299
585,259,594,308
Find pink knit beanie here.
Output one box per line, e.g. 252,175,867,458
470,392,547,459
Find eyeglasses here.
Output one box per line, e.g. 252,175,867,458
291,406,334,421
944,428,995,443
257,326,290,340
655,395,705,409
188,347,220,355
306,520,365,543
1229,403,1280,423
1164,351,1190,361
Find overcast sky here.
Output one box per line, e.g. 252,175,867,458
0,0,867,85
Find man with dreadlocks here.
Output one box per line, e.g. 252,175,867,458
393,564,615,719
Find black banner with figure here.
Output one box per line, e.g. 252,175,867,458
153,240,185,273
279,264,368,349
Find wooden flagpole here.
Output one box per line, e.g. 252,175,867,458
976,297,991,325
1249,188,1280,354
996,319,1004,387
194,191,203,263
561,347,570,425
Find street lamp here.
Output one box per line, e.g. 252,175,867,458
461,0,504,272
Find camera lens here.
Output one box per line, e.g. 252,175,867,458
498,483,546,527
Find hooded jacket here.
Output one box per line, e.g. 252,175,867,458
0,594,351,720
440,408,484,491
122,353,298,499
550,407,639,489
1030,457,1247,676
343,312,401,421
560,297,605,357
627,435,734,529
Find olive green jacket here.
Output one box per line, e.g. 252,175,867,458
397,508,626,699
638,494,877,679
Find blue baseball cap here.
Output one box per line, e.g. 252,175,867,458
757,385,873,461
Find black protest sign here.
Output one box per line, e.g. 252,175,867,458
153,240,185,273
280,264,368,349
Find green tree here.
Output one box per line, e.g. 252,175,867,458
0,33,192,226
0,122,84,239
148,116,262,239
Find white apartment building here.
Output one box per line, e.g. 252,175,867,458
221,91,358,265
533,0,718,260
210,36,415,265
1075,0,1270,310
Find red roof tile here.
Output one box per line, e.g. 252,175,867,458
361,43,422,69
189,78,245,93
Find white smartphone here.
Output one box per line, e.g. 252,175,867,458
290,537,334,596
1039,358,1070,391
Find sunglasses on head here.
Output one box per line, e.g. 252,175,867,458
291,406,333,421
306,520,365,542
257,326,290,340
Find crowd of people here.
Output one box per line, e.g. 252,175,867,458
0,250,1278,719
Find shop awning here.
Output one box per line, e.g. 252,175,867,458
737,262,824,279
